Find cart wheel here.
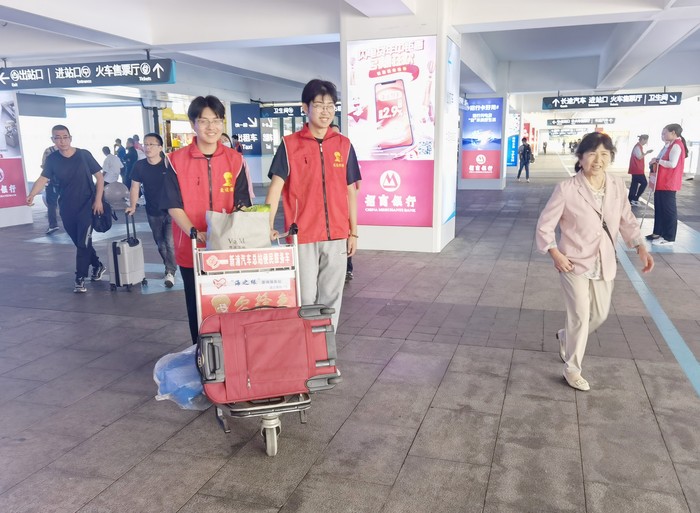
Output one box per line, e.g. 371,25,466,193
110,284,116,291
263,426,279,456
142,278,148,285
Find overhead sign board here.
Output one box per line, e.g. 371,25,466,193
0,59,175,90
542,92,682,110
547,117,615,126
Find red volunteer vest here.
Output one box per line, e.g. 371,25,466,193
281,125,352,244
169,139,244,267
655,139,685,192
628,143,645,175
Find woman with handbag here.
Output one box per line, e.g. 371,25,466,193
536,132,654,391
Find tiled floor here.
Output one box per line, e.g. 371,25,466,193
1,155,699,512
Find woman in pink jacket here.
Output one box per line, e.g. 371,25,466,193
536,132,654,391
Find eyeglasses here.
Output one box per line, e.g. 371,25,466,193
52,135,71,141
143,143,161,147
196,118,225,128
311,103,336,112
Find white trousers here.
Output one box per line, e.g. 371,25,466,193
558,272,614,377
297,239,347,329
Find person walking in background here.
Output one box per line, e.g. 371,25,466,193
41,143,60,234
132,134,144,153
536,132,653,391
627,134,653,206
114,138,127,168
161,96,251,343
232,134,243,153
647,123,689,246
123,137,138,189
26,125,107,293
125,133,177,288
543,141,547,155
517,136,532,182
265,79,361,330
101,146,123,185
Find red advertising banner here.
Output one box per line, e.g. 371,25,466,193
357,160,434,227
461,150,502,179
200,247,294,273
0,158,28,208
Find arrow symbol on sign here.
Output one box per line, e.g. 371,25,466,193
153,63,164,79
552,98,560,106
247,117,258,128
670,95,677,103
0,72,7,85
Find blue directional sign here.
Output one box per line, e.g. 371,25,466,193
542,92,681,110
0,59,175,90
231,103,262,155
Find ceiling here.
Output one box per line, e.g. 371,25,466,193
1,0,700,109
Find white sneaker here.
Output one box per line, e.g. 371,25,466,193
652,238,674,246
564,374,590,391
164,273,175,288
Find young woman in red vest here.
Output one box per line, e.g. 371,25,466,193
647,124,688,246
627,134,653,206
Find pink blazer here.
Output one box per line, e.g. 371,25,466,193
536,172,642,280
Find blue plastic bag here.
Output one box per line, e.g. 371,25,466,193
153,345,211,410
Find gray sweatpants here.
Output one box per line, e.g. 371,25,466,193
297,239,347,329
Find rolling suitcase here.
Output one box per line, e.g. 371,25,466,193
108,214,147,291
198,304,340,404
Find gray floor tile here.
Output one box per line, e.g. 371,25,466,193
410,407,499,465
586,481,690,513
309,419,416,486
0,468,112,513
676,463,700,513
376,351,451,387
498,394,579,451
200,437,324,508
381,455,489,513
78,449,223,513
2,348,105,382
579,419,683,494
485,442,584,513
350,380,436,429
280,392,358,443
0,376,44,404
0,399,62,437
0,429,82,494
654,409,700,465
337,336,403,365
279,474,390,513
324,361,383,399
179,494,278,513
432,371,507,415
447,345,513,377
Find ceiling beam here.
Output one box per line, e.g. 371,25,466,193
343,0,416,17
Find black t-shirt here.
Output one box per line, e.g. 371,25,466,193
268,142,362,184
41,149,101,212
130,158,167,217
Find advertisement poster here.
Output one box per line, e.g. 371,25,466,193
440,38,460,224
461,97,503,179
347,36,436,227
506,112,521,167
0,91,28,209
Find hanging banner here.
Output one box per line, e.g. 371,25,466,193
0,92,28,209
461,98,503,179
347,36,436,227
506,112,521,167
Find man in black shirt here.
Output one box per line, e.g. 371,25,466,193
125,133,177,288
26,125,106,293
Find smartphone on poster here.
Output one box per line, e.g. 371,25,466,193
374,79,413,150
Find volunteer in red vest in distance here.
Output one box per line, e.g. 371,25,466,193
161,96,252,343
627,134,653,206
647,123,689,247
265,79,361,330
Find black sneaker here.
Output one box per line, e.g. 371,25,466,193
645,234,660,241
345,271,353,282
74,277,87,293
91,263,106,281
46,226,59,235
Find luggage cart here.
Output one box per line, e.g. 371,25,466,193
192,224,341,456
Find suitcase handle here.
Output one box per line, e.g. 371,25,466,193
126,213,139,247
198,334,225,383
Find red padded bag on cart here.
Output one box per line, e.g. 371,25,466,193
197,305,339,404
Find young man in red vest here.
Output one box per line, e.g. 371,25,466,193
161,96,252,343
266,79,361,329
628,134,653,206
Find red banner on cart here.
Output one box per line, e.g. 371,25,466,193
201,247,294,273
199,270,298,318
